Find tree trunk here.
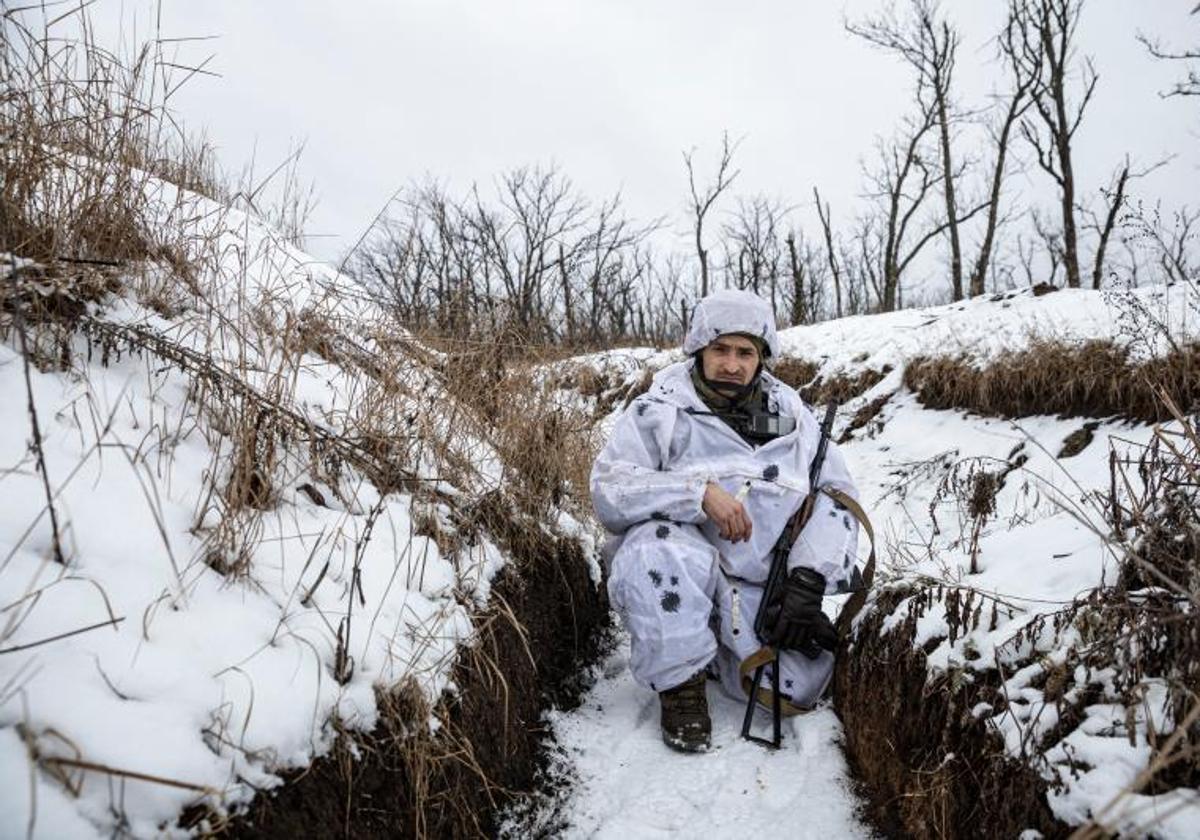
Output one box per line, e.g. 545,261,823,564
559,244,574,343
936,95,964,300
883,253,899,313
1092,162,1129,290
785,233,807,326
970,85,1028,297
1058,135,1081,288
814,187,843,319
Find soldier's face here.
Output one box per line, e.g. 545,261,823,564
701,334,761,387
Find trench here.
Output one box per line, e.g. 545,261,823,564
832,587,1069,839
217,494,612,838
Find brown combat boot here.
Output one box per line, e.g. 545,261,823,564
659,672,711,753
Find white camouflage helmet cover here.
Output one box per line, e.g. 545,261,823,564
682,288,780,367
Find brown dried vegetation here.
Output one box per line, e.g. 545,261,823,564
838,391,895,443
1,7,222,267
438,341,600,518
905,339,1200,422
773,357,891,406
835,586,1067,839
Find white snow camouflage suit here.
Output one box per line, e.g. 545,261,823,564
590,289,860,708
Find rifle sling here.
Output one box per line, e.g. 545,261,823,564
737,486,877,716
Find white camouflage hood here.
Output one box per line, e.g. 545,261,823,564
682,288,780,366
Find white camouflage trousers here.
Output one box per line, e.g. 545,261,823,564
607,519,834,706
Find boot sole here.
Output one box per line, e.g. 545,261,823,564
661,731,712,753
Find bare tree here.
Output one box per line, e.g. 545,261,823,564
784,230,807,325
1087,159,1130,290
848,215,883,311
1015,232,1039,287
970,7,1040,296
577,194,660,343
1029,208,1064,286
1009,0,1098,289
1124,202,1199,291
724,194,786,317
848,0,969,300
645,252,687,343
486,165,591,336
684,133,739,298
813,186,844,318
350,181,477,329
860,105,987,312
350,166,657,346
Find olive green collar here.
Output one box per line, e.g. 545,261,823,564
689,362,763,414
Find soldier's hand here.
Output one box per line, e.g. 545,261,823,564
763,567,838,658
702,483,752,543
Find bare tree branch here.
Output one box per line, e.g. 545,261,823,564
1009,0,1095,288
683,132,740,297
1136,8,1200,98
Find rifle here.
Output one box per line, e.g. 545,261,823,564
740,400,838,748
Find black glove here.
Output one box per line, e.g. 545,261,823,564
763,567,838,659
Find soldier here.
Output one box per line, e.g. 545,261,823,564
591,289,860,752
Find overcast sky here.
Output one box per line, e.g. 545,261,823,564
90,1,1199,273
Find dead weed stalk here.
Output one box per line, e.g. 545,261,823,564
1,5,223,265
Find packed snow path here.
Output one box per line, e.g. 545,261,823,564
528,632,872,838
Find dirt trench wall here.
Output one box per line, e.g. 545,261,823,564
223,496,611,839
833,588,1069,840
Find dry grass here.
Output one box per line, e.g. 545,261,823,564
770,357,820,392
7,262,608,833
834,584,1065,839
433,335,602,519
837,390,895,443
1,6,223,266
905,339,1200,422
772,357,890,406
229,507,611,839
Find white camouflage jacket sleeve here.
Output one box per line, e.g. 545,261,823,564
589,397,710,534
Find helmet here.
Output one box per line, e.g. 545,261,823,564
682,289,780,366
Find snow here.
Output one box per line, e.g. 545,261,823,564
0,179,583,835
777,283,1195,376
503,632,871,839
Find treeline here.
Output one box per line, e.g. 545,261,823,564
344,0,1199,347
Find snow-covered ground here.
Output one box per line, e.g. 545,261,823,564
529,283,1199,838
507,637,869,839
0,182,595,837
561,283,1194,390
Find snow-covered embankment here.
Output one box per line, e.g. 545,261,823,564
0,184,609,837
